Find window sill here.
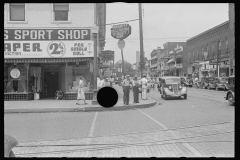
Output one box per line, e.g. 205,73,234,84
51,21,72,24
6,21,28,24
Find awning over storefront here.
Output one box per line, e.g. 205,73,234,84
167,58,175,64
4,57,94,63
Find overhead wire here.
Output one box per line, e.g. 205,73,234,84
116,3,184,39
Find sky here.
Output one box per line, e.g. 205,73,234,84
104,3,229,64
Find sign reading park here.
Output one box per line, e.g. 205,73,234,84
4,29,93,58
111,24,131,40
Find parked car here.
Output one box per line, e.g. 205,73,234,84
224,76,235,106
193,80,201,89
4,134,18,157
159,76,187,100
207,77,217,90
200,77,209,89
215,77,229,91
181,77,193,87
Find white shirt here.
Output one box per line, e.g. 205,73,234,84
140,78,148,86
98,79,105,88
97,78,100,88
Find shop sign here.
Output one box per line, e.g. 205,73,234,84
4,29,93,58
10,68,20,79
174,44,183,53
111,24,131,40
101,50,114,61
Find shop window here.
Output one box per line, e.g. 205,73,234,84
4,64,28,93
9,3,25,21
53,3,69,21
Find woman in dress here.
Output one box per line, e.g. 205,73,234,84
76,76,87,105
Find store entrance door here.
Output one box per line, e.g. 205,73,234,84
43,65,59,99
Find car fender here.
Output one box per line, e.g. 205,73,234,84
4,135,18,157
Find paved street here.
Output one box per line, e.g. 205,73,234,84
4,85,234,157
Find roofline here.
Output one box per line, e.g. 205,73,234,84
186,21,229,42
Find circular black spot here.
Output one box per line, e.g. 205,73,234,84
97,87,118,108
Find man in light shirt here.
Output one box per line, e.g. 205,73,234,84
98,76,105,90
140,75,148,100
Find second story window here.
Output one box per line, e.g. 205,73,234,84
9,3,25,21
53,3,69,21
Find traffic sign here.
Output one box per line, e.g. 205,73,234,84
118,39,125,49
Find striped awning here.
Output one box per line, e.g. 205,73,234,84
4,57,94,63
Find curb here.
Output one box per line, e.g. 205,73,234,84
4,98,157,114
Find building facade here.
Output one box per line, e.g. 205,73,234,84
229,3,235,76
4,3,106,101
184,21,230,79
162,42,186,76
150,49,158,77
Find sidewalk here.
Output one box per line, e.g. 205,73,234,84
4,85,157,113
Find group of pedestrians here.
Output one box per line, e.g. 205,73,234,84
122,75,149,106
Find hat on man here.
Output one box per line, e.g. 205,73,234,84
125,75,130,78
79,76,84,79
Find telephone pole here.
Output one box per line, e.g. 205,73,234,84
138,3,144,77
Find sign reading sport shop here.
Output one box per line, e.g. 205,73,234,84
4,29,93,58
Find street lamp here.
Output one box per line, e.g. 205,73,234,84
91,25,99,105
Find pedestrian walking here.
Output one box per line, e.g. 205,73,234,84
152,78,155,90
98,76,105,90
140,75,148,100
132,76,140,103
122,75,132,106
76,76,87,105
109,76,114,87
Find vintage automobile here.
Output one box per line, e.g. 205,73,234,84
159,76,187,100
207,77,217,90
4,134,18,157
215,77,229,91
225,76,235,106
200,77,209,89
180,77,193,87
193,79,201,89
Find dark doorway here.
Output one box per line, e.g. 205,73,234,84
43,67,59,99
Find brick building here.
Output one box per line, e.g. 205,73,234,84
184,21,230,79
162,42,186,76
4,3,106,100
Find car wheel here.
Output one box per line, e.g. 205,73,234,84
163,92,167,100
228,93,234,106
184,94,187,99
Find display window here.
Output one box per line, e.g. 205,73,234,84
4,64,28,93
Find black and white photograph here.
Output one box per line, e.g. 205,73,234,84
4,3,234,157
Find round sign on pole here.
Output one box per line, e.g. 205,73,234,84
118,39,125,49
10,68,20,79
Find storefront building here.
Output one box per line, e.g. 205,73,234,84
184,21,230,79
4,3,106,101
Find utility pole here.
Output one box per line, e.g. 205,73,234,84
138,3,144,77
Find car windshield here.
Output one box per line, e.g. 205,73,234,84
165,78,180,84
